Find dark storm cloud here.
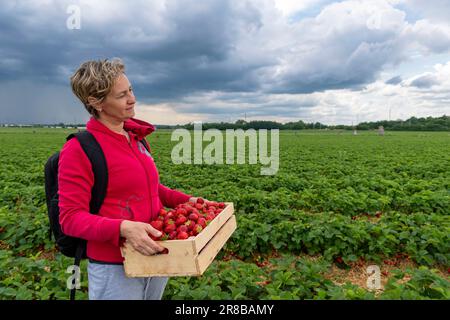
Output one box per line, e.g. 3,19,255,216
0,0,267,97
0,0,412,97
0,0,271,121
1,0,450,123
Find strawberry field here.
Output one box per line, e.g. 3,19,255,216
0,128,449,299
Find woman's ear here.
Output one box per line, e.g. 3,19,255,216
87,96,103,113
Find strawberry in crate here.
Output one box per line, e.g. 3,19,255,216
150,198,226,241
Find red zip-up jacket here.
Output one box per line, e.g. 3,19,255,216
58,117,191,263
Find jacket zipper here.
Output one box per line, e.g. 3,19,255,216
127,136,154,221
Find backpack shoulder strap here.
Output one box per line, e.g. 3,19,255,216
67,131,108,214
139,138,151,154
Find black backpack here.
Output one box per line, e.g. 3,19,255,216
44,131,108,300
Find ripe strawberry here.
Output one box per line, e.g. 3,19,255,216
206,213,216,221
175,216,187,226
188,213,199,221
185,220,196,231
159,208,168,216
150,220,163,231
166,211,175,220
218,202,225,209
168,231,177,240
164,218,174,226
177,225,188,233
195,203,203,210
208,206,216,211
176,208,188,216
196,198,204,204
177,231,189,240
215,209,222,214
193,225,203,236
165,217,174,223
197,217,206,228
164,222,176,233
335,257,344,264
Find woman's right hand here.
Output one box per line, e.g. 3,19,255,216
120,220,165,256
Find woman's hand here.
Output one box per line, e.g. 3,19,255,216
120,220,165,256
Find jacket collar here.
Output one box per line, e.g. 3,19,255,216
87,117,155,141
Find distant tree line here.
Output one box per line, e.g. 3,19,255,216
2,115,449,131
171,119,327,130
353,115,450,131
158,115,450,131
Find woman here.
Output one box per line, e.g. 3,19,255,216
58,58,200,300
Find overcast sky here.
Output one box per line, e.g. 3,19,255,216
1,0,450,125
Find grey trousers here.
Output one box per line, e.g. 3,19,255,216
87,262,168,300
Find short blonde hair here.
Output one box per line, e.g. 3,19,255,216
70,58,125,118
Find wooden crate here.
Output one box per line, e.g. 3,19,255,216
121,202,237,277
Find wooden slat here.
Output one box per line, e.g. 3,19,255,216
192,202,234,254
196,215,237,275
121,237,196,258
123,253,199,277
122,241,199,277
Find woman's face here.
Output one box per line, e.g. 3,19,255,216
98,73,136,122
